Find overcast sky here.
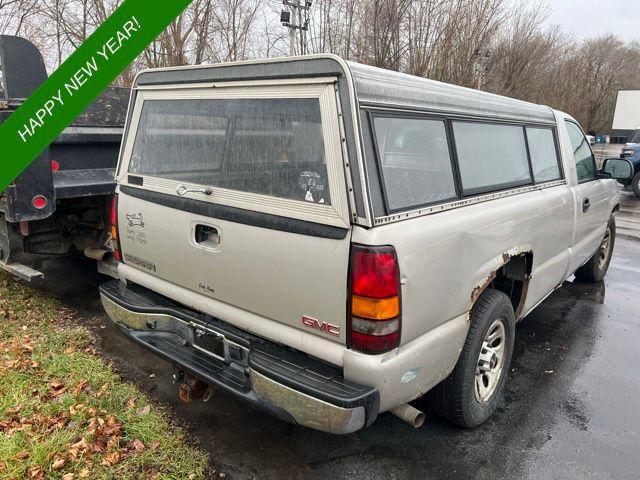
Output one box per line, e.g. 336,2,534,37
546,0,640,42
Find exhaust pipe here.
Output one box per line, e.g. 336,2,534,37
390,404,425,428
84,247,111,261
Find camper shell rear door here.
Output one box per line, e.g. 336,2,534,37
116,78,353,345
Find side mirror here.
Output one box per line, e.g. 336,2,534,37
602,158,634,181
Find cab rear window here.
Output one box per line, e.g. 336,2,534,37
129,98,331,205
526,127,561,183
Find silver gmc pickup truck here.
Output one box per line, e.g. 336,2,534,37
99,55,634,434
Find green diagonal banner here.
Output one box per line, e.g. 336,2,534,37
0,0,193,191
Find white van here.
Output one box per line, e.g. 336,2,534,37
99,56,634,433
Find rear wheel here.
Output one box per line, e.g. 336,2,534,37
430,289,515,428
574,215,616,283
633,172,640,198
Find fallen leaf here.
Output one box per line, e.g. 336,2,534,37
126,397,137,409
49,381,67,398
78,469,91,478
106,435,120,451
14,449,29,460
73,379,88,394
90,438,107,453
62,474,75,480
28,467,44,479
131,439,145,453
6,405,22,415
100,451,121,466
149,440,160,450
136,405,151,416
70,438,89,450
102,422,122,437
51,458,66,470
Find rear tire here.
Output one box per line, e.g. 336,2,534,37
574,215,616,283
430,289,515,428
633,172,640,198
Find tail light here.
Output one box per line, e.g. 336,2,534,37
110,195,122,262
348,245,401,354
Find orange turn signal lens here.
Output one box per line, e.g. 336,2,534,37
351,295,399,320
110,226,118,239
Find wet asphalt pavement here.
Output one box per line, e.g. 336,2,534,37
28,189,640,480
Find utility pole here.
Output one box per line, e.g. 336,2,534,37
281,1,312,57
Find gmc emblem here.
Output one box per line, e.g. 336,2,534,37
301,316,340,337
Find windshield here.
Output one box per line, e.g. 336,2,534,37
129,98,331,205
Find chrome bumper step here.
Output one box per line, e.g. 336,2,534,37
99,279,379,434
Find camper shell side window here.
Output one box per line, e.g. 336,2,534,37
369,112,459,213
367,109,564,217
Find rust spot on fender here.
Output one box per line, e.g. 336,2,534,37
515,274,532,319
470,249,533,320
471,270,497,303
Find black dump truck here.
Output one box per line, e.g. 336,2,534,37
0,36,128,280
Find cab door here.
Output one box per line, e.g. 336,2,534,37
561,119,610,273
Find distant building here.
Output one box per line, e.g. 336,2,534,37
611,90,640,143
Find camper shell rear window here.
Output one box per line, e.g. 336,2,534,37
129,97,331,205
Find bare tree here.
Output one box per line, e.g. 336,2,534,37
0,0,39,35
210,0,263,62
487,1,567,99
2,0,640,132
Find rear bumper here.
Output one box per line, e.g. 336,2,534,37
99,280,379,434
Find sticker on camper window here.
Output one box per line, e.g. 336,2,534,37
298,171,327,204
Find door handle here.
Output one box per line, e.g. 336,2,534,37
582,198,591,213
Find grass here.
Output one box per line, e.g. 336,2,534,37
0,272,209,479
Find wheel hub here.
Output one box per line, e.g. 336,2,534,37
475,319,506,404
597,227,612,270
